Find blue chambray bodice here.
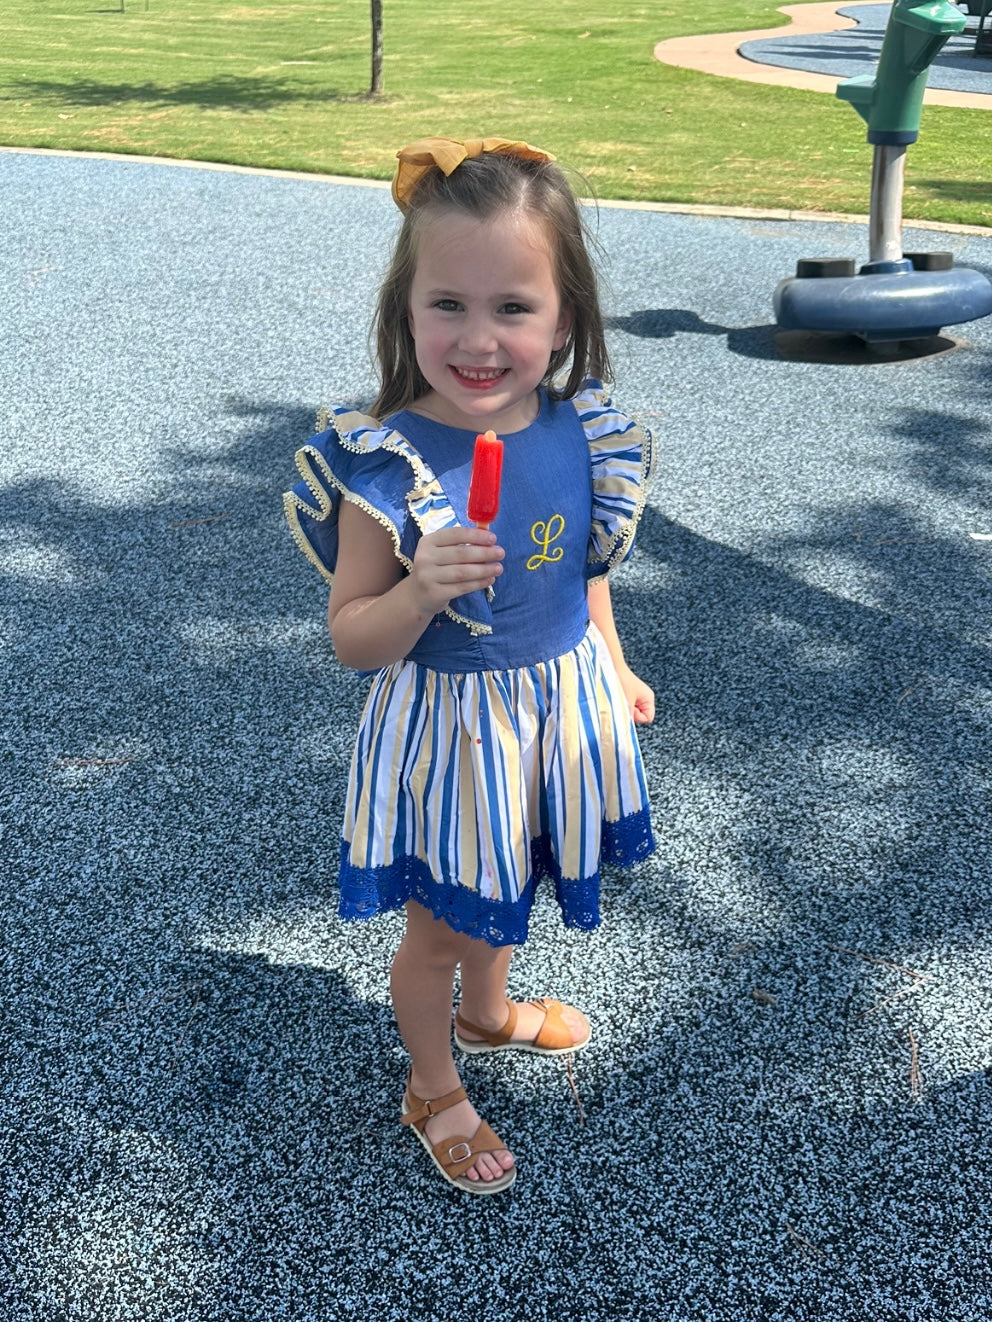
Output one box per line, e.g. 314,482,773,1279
284,379,653,674
389,397,592,672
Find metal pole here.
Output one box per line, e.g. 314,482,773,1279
868,144,907,265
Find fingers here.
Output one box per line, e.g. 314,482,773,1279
632,688,656,725
426,528,504,565
427,526,504,558
633,704,654,725
411,528,505,615
432,526,498,545
618,667,655,726
421,532,504,584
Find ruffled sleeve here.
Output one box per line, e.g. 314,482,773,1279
283,406,494,635
572,381,654,581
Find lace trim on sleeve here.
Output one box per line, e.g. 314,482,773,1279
571,380,654,580
283,407,493,636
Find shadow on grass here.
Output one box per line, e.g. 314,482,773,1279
15,75,368,112
914,179,992,206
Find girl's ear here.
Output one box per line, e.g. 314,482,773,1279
553,303,574,351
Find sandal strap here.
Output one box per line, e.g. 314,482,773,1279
454,997,517,1046
401,1083,468,1128
526,998,574,1052
455,997,574,1052
432,1121,508,1181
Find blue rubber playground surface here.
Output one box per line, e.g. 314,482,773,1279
740,3,992,93
2,138,992,1322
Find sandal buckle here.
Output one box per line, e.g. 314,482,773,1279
447,1142,472,1164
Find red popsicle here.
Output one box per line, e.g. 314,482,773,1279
467,430,504,529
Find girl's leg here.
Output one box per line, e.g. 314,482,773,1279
457,939,590,1046
390,900,514,1184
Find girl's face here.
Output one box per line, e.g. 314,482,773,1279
406,207,572,435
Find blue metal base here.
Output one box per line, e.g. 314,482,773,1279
773,265,992,341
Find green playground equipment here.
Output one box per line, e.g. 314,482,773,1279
774,0,992,341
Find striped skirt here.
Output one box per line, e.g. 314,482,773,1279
338,624,655,947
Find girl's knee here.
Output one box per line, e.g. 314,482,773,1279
401,901,472,967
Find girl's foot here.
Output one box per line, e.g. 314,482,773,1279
404,1075,515,1188
454,997,591,1056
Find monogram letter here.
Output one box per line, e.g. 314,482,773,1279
526,514,565,570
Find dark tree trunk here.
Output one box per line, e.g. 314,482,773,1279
370,0,384,96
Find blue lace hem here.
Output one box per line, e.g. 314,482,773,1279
337,807,655,948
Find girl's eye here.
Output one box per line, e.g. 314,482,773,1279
433,298,462,312
500,302,530,315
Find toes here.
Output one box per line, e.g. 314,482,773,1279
474,1151,513,1181
560,1004,590,1045
422,1098,514,1183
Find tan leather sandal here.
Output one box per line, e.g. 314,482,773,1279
454,997,591,1056
401,1080,517,1195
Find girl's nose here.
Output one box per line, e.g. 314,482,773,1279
458,315,499,356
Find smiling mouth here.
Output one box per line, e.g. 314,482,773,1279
451,366,508,385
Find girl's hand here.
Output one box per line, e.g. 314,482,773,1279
616,663,655,725
328,504,503,671
409,527,504,617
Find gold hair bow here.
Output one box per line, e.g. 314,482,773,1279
391,136,556,212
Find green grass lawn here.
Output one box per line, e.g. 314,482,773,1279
1,0,989,225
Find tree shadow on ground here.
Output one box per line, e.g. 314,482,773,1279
3,382,992,1318
590,389,992,1306
15,75,358,112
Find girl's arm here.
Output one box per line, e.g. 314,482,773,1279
587,577,655,725
327,500,504,671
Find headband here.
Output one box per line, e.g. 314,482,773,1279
391,136,556,213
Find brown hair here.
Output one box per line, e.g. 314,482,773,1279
370,150,612,419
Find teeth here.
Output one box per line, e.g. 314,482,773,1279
456,368,504,381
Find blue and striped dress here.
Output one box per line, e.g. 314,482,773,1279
284,380,655,947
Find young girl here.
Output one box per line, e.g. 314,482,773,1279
285,136,656,1195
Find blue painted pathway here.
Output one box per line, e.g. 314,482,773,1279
2,147,991,1321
